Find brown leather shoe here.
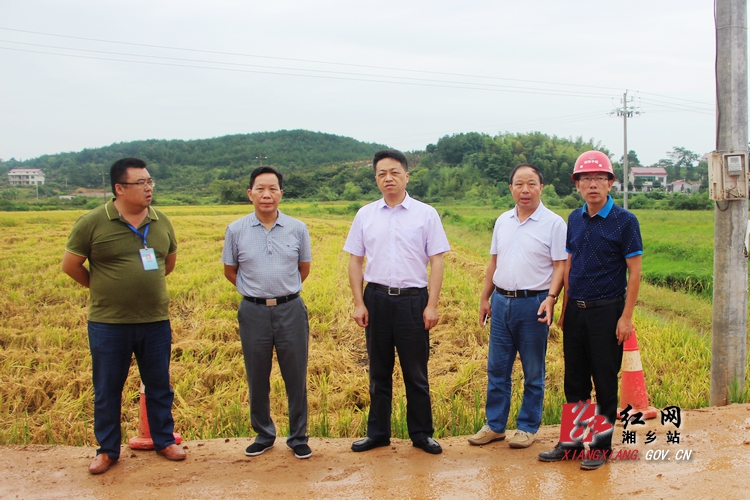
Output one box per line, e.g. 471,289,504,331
157,444,186,461
88,453,116,474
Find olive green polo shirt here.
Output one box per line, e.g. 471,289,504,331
65,200,178,324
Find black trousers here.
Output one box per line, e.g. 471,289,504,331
364,285,433,441
562,300,625,451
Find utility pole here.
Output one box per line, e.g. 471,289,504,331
612,91,641,209
711,0,748,406
255,154,268,167
101,172,107,204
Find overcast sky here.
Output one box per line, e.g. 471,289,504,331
0,1,725,166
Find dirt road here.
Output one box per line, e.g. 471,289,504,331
2,404,749,499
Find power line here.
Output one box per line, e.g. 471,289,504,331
0,39,618,97
638,91,713,106
639,97,714,115
611,91,643,209
0,45,622,99
0,26,715,114
0,26,628,93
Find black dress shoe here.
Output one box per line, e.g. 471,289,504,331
412,437,442,455
351,437,390,452
580,448,610,470
538,443,584,462
580,457,607,470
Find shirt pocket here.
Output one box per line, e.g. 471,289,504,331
283,241,300,259
400,227,424,248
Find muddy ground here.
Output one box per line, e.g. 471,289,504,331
2,404,750,499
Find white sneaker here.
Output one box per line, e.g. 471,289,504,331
467,425,506,445
508,430,536,449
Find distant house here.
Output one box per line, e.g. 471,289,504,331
628,167,668,192
667,180,701,194
8,168,45,186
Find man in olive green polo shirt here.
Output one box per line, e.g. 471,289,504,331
62,157,185,475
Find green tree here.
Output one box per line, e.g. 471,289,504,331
210,179,246,203
618,150,642,167
541,184,561,207
435,132,488,165
667,147,700,181
342,182,362,201
562,195,582,209
656,158,675,182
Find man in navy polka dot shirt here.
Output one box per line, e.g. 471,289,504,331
538,150,643,471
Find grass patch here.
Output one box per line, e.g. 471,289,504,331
0,205,748,446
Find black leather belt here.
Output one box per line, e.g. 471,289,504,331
574,295,625,309
495,287,548,298
369,283,425,296
243,292,300,306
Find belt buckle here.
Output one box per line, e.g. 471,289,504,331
388,287,400,296
266,298,278,306
576,300,586,309
506,290,516,298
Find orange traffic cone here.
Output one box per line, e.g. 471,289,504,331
618,329,658,420
129,383,182,450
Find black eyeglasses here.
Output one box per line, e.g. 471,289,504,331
118,179,155,188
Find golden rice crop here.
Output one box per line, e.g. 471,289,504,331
0,204,731,447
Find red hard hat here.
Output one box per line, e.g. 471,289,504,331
571,150,614,181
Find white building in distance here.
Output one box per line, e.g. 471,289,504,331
8,168,45,186
628,167,668,191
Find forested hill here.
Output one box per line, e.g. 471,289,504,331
3,130,388,192
2,129,619,206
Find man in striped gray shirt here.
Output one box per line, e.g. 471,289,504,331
222,166,313,460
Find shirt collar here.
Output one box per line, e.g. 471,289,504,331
105,199,157,222
581,194,614,219
377,191,412,210
250,209,284,227
511,200,545,221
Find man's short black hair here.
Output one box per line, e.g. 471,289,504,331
509,163,544,185
249,166,283,190
373,149,408,171
110,157,147,195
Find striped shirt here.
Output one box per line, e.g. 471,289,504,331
343,193,450,288
222,210,311,298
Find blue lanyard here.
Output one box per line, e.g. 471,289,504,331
126,223,150,248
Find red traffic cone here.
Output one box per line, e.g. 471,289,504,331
129,383,182,450
618,329,658,420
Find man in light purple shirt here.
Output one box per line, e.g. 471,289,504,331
344,149,450,455
469,163,566,450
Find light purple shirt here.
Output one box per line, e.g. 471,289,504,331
344,193,450,288
490,201,567,290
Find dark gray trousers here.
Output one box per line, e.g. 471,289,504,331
238,297,309,448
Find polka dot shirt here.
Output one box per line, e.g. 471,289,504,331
566,196,643,301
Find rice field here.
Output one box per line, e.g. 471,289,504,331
0,204,743,446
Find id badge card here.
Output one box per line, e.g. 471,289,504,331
139,248,159,271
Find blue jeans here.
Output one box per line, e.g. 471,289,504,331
88,320,176,459
486,292,549,433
